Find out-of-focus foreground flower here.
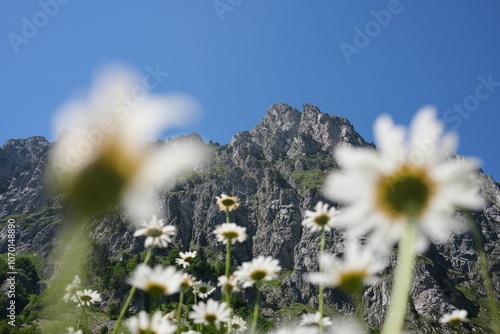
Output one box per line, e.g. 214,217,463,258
126,310,177,334
308,240,386,294
47,65,205,219
323,106,484,253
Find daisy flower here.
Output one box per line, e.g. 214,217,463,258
216,194,240,212
299,312,333,327
134,215,176,248
439,309,469,324
180,273,195,292
67,327,83,334
233,255,281,288
302,201,339,232
228,315,248,333
213,223,247,245
188,299,231,329
127,264,183,298
125,310,177,334
193,281,216,299
48,65,205,219
323,106,484,253
308,240,386,294
217,275,240,294
63,275,81,302
175,251,197,268
71,289,101,307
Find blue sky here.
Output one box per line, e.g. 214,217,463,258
1,1,500,180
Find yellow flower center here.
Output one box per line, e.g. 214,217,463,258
313,214,330,227
139,329,157,334
199,286,208,293
205,313,217,324
250,270,267,281
146,228,163,238
146,283,166,297
79,294,92,302
448,317,463,325
376,164,435,220
221,198,236,207
66,139,142,215
338,269,367,294
222,231,239,240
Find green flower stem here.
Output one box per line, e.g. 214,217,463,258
82,304,89,333
225,209,232,307
319,228,326,334
353,290,365,325
111,248,153,334
251,284,262,334
225,241,232,306
77,303,89,333
381,223,417,334
176,291,184,334
194,293,201,332
465,211,500,333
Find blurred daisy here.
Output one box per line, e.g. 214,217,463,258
48,66,205,218
128,264,183,298
193,281,216,299
180,273,195,292
71,289,101,307
228,315,247,333
302,201,339,232
216,194,240,212
181,331,201,334
67,327,82,334
188,299,231,330
234,255,281,288
213,223,247,245
308,240,386,294
439,309,469,324
126,310,176,334
175,251,197,268
134,215,176,248
299,312,333,327
323,107,484,253
217,275,240,294
63,275,81,302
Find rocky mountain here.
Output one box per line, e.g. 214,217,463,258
1,103,499,333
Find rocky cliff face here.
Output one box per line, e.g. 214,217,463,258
1,103,499,333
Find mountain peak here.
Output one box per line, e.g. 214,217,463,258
233,103,369,161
